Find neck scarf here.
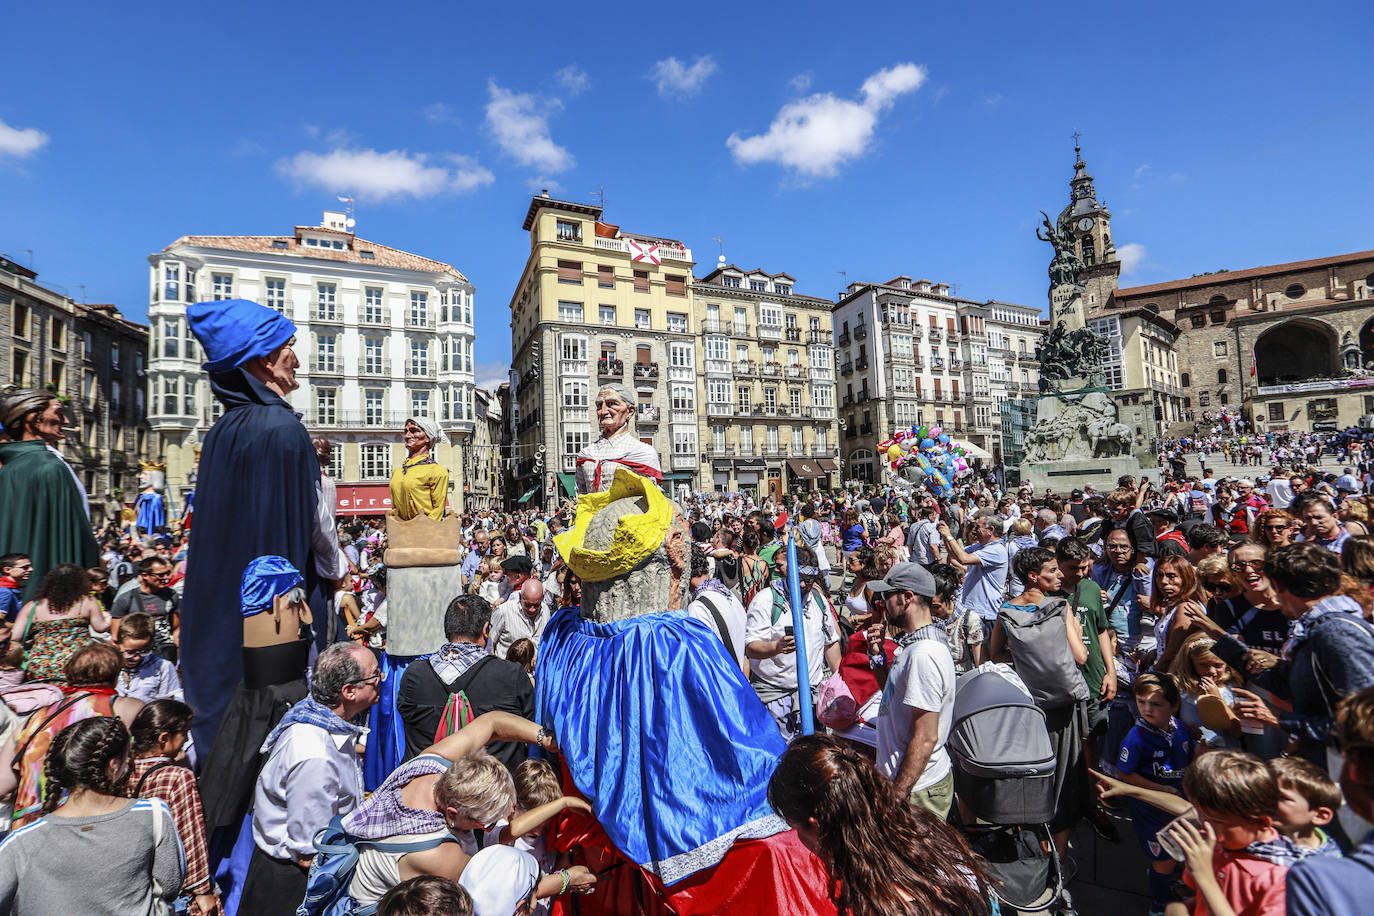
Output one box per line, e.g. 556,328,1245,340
1133,713,1179,743
1241,833,1313,868
401,453,438,474
261,695,365,754
897,623,945,648
692,578,735,603
429,641,487,686
60,685,116,697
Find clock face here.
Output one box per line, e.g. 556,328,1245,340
1077,216,1095,232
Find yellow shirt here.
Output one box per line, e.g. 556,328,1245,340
388,454,449,520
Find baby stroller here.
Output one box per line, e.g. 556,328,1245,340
948,669,1068,914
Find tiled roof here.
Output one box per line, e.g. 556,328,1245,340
1115,249,1374,298
164,234,467,281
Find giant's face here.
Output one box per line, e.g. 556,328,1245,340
595,390,632,437
32,399,66,443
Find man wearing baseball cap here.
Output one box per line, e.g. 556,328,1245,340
1145,506,1188,557
870,562,957,818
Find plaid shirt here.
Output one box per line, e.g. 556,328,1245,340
130,756,212,894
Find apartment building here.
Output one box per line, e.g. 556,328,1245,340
147,211,477,510
507,194,699,505
695,264,839,497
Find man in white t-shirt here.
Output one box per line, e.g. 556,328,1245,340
869,562,956,818
744,545,840,742
685,545,748,674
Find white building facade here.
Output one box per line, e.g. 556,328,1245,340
146,212,477,511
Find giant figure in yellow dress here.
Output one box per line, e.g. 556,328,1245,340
388,417,449,520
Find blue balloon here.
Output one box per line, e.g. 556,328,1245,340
921,438,935,449
939,434,951,444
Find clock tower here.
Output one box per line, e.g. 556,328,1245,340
1058,141,1119,313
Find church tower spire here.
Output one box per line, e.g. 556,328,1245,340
1061,136,1120,313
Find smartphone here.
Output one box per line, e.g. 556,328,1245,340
783,626,794,639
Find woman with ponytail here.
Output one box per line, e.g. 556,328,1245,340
0,717,184,914
768,734,994,916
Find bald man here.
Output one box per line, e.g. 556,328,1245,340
488,578,549,659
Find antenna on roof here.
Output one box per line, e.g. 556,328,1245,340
590,185,607,208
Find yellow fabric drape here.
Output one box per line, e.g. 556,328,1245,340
388,454,449,521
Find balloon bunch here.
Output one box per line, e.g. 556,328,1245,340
875,425,973,497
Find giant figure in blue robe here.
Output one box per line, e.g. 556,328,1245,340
181,299,321,755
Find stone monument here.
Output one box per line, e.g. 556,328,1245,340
1019,210,1153,492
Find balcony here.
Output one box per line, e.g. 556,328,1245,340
912,327,924,340
808,330,828,344
671,453,697,470
632,362,660,385
840,361,853,376
670,408,696,425
859,423,873,435
735,361,755,376
590,235,693,263
785,365,804,378
854,325,868,341
758,324,783,342
763,446,784,458
912,357,925,369
560,359,588,377
808,406,836,419
760,363,781,377
731,322,751,338
667,365,694,382
701,318,727,334
855,356,869,371
562,406,590,424
707,402,733,418
845,426,858,439
705,359,731,375
305,409,416,429
110,449,127,468
636,405,661,425
597,357,625,377
406,363,437,380
842,393,854,406
310,359,343,375
928,327,942,341
785,327,801,342
359,310,390,328
310,306,343,324
837,331,851,347
950,358,964,370
407,314,437,330
932,358,945,370
359,358,392,377
708,443,735,458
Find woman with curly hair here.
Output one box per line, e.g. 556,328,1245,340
0,717,184,915
768,734,994,916
12,562,109,681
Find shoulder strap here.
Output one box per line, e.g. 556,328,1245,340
135,759,178,797
696,593,738,661
448,655,495,696
1102,574,1130,615
13,693,91,771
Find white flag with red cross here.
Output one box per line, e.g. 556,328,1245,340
627,239,661,266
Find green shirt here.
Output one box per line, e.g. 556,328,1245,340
1057,578,1107,695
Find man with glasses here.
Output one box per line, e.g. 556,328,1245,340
244,642,379,915
869,562,957,819
0,554,31,623
110,556,179,661
460,529,490,592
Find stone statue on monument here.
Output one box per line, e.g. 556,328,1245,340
1037,210,1085,292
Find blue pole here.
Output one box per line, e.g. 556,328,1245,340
785,524,815,737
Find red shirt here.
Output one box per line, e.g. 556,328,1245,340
1184,843,1289,916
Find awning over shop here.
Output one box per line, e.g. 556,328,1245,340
815,459,839,473
517,487,539,505
956,441,993,462
711,460,735,471
735,458,767,473
557,473,577,499
785,458,827,480
336,484,394,516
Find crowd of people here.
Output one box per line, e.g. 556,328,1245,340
2,297,1374,916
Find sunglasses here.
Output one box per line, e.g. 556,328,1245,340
351,670,383,687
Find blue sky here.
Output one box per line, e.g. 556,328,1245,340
3,1,1370,388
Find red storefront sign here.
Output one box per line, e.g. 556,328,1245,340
336,484,393,516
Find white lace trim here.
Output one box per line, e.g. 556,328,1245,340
644,812,789,885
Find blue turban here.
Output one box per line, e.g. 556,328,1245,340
240,555,305,618
188,298,297,373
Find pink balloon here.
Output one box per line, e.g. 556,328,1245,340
928,426,942,437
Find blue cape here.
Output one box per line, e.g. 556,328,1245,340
535,607,787,885
181,369,319,752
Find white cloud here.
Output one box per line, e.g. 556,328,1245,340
789,72,812,93
555,65,590,96
726,62,927,179
649,55,718,97
982,92,1003,106
0,118,49,158
474,361,510,390
423,103,461,125
276,148,493,201
1118,242,1147,276
484,81,575,174
1133,163,1151,179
